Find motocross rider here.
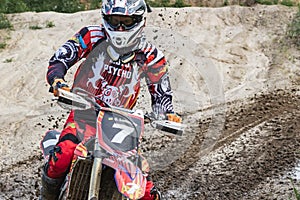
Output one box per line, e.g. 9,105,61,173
40,0,181,199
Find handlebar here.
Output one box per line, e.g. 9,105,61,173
55,88,185,136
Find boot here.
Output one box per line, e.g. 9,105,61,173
150,186,162,200
39,170,65,200
141,180,162,200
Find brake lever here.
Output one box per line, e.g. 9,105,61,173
144,112,155,124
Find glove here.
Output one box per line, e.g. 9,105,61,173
166,113,182,123
51,78,70,97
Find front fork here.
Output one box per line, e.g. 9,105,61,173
88,157,102,200
88,157,130,200
88,136,103,200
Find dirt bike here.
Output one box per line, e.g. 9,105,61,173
40,87,185,200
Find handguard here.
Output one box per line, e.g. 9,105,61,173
56,88,92,110
151,120,185,136
144,112,186,136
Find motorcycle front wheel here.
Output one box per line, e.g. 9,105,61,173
99,167,124,200
62,160,125,200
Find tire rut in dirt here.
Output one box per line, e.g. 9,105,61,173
152,89,300,199
0,154,43,199
187,109,300,199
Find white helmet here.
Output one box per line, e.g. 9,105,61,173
102,0,147,53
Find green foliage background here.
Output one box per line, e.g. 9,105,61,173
146,0,190,7
0,0,101,13
0,13,12,29
287,4,300,48
0,0,190,14
0,0,299,49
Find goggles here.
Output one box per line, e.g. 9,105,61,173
104,15,143,30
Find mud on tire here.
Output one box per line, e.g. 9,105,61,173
99,167,123,200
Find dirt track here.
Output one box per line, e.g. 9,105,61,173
0,88,299,200
0,5,300,200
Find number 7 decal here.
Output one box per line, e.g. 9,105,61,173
111,119,135,144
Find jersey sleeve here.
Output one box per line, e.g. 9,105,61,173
46,26,105,85
143,43,174,114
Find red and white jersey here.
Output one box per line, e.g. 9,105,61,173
47,25,174,113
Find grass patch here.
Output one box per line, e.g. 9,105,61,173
171,0,191,7
4,58,13,63
224,0,229,6
256,0,276,5
0,13,12,29
287,5,300,48
293,187,300,200
28,21,55,29
255,0,296,6
29,25,43,30
45,21,55,28
0,42,6,49
280,0,295,6
290,179,300,200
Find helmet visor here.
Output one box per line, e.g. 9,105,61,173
104,15,143,30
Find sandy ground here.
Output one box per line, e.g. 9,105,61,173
0,5,299,200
